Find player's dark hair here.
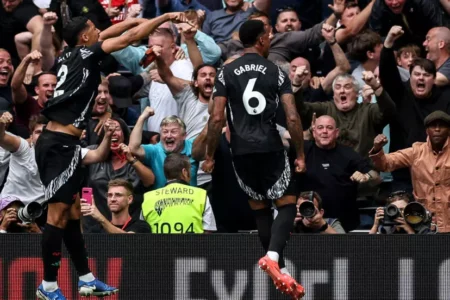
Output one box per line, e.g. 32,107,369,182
239,20,266,48
63,16,89,48
347,29,382,63
409,58,436,78
191,64,216,97
164,153,191,181
29,114,48,133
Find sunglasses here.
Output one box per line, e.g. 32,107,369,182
276,5,295,13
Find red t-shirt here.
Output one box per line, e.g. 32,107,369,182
15,95,42,128
99,0,139,24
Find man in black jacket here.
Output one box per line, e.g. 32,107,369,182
379,25,450,191
370,0,443,49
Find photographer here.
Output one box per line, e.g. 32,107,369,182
0,196,41,233
294,191,345,234
369,191,433,234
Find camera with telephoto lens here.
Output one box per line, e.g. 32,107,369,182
299,191,316,218
403,202,431,227
17,202,43,224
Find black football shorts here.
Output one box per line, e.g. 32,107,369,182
35,129,85,205
231,150,297,201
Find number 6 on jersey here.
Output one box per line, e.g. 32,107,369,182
243,78,266,115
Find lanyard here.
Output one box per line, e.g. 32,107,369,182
121,216,132,230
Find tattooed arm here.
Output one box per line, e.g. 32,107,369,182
202,96,226,173
281,93,306,172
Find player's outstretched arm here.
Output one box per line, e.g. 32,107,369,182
101,12,193,54
99,18,147,41
281,93,306,172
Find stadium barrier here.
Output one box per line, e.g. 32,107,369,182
2,234,450,300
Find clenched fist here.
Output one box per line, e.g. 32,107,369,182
362,71,380,90
373,134,388,153
385,26,404,48
350,171,370,183
43,12,58,26
294,157,306,173
141,107,155,120
321,24,336,43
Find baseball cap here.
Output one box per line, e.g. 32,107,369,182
0,196,23,211
108,76,144,109
424,111,450,127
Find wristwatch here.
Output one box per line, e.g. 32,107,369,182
129,157,139,165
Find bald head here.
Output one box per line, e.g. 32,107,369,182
289,57,311,86
434,27,450,52
424,27,450,63
316,115,337,128
313,115,339,149
290,57,310,70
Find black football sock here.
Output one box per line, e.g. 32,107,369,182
63,219,91,276
42,224,64,282
252,206,286,268
268,204,296,262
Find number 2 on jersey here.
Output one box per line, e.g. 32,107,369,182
54,64,68,97
243,78,266,115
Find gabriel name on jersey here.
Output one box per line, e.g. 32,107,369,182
233,64,268,76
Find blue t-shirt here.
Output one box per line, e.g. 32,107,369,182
142,139,199,189
202,6,257,42
157,0,210,15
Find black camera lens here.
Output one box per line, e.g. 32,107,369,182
385,204,400,218
299,201,316,218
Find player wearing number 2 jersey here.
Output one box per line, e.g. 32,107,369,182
204,20,306,299
34,12,191,300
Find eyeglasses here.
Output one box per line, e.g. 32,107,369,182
107,192,127,199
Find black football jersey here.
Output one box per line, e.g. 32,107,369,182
42,42,107,129
213,53,292,155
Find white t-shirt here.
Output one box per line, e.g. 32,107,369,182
0,147,10,186
1,136,44,205
173,85,212,185
33,0,51,8
203,196,217,231
147,59,194,132
174,85,209,140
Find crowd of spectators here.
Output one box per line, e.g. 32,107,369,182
1,0,450,235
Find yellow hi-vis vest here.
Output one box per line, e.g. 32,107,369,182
142,182,206,234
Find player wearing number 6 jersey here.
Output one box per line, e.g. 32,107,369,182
141,153,217,233
203,20,306,299
34,12,192,300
